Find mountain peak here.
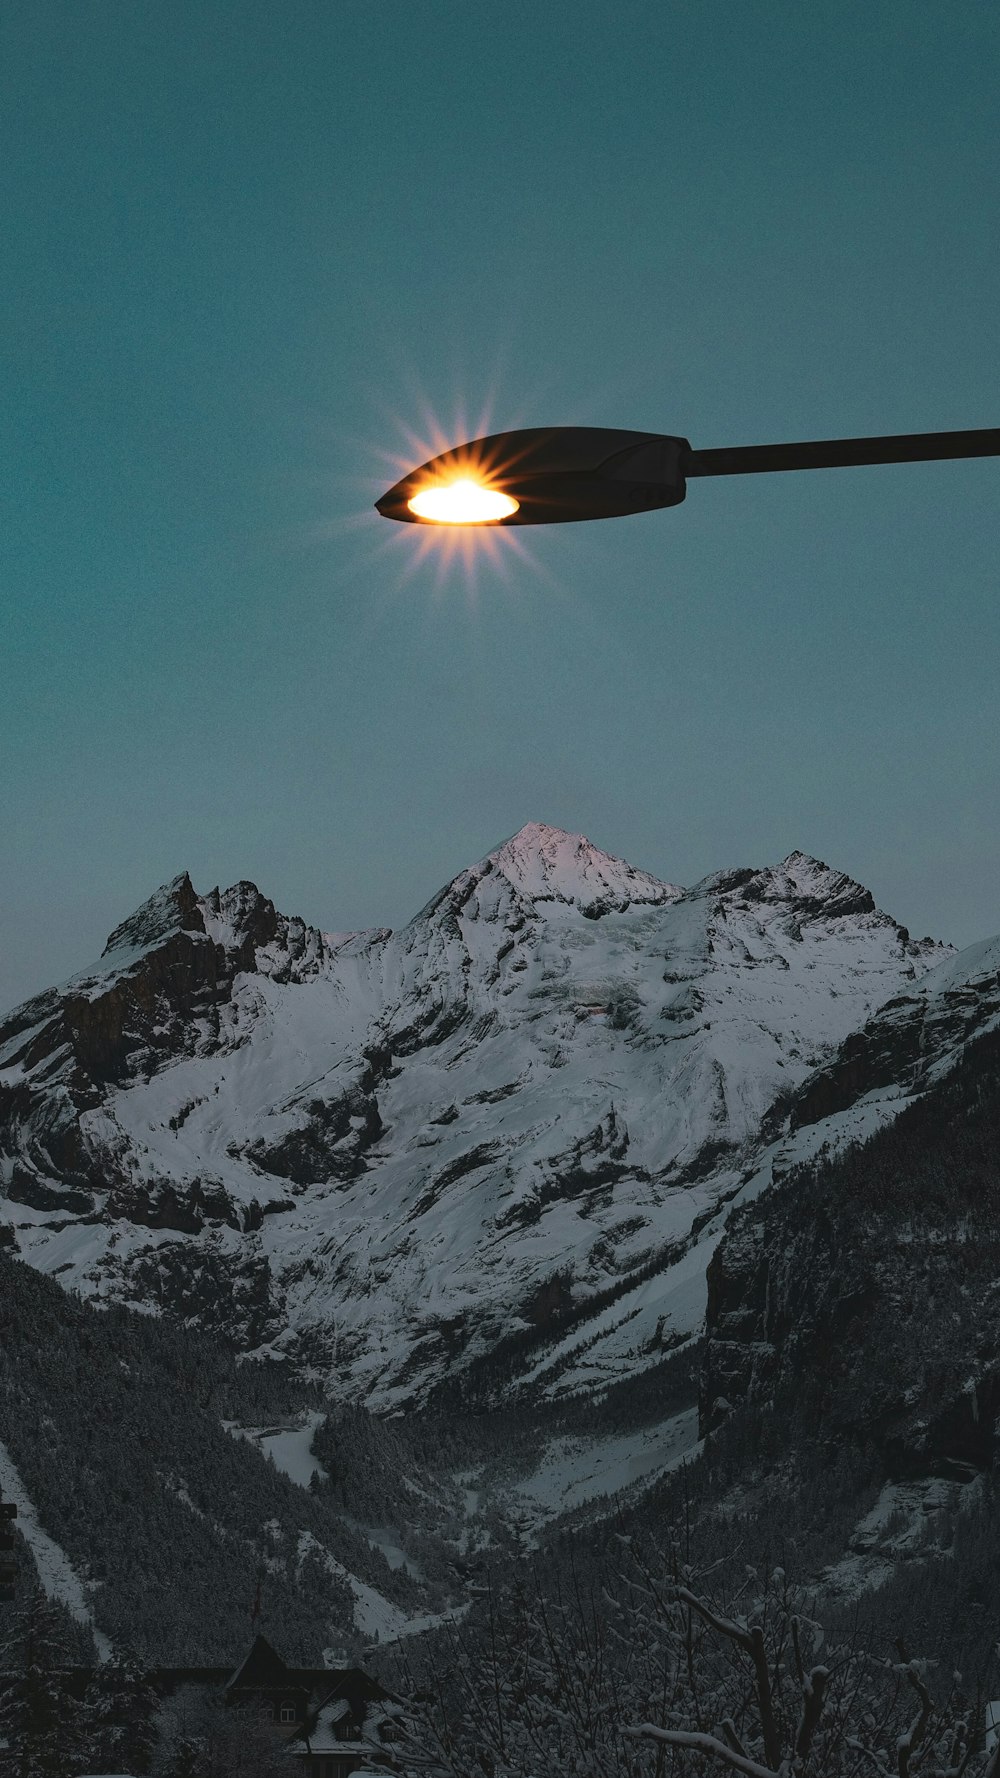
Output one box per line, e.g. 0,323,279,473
761,852,878,919
101,872,205,959
199,880,281,953
483,823,682,916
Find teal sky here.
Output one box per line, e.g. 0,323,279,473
3,1,999,1012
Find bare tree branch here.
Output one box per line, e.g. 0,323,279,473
676,1586,754,1653
721,1715,751,1760
897,1661,933,1778
795,1662,831,1762
749,1620,782,1772
624,1721,779,1778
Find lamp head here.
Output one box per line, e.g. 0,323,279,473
376,426,689,525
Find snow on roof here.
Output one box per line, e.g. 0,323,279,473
291,1696,357,1753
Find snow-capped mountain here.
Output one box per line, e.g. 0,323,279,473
0,824,960,1409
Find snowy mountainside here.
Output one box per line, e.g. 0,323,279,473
0,824,954,1409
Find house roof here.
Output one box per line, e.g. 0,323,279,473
223,1633,289,1692
322,1666,389,1707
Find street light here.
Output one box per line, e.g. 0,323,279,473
375,425,1000,526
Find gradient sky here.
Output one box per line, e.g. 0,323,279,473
3,1,999,1014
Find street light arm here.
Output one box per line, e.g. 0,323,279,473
376,423,1000,525
685,427,1000,478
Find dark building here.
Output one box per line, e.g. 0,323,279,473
3,1635,399,1778
152,1634,401,1775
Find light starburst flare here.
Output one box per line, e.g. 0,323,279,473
407,479,520,524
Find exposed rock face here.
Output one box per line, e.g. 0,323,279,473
0,824,968,1409
102,870,206,954
702,1019,1000,1480
792,937,1000,1130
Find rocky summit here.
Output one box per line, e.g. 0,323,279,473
1,822,983,1411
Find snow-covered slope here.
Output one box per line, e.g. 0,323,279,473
0,1438,111,1659
0,825,957,1408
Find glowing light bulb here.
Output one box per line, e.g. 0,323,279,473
407,479,519,524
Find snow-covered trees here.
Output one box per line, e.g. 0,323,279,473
622,1561,998,1778
0,1587,87,1778
82,1652,159,1775
148,1685,297,1778
383,1541,1000,1777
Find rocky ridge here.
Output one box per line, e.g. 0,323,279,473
0,824,963,1408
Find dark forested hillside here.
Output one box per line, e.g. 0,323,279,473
702,1021,1000,1473
0,1255,436,1663
577,1020,1000,1682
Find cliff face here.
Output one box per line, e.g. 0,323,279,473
702,1020,1000,1480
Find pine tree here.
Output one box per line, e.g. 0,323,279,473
0,1587,86,1778
149,1684,296,1776
148,1684,207,1778
82,1651,159,1775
